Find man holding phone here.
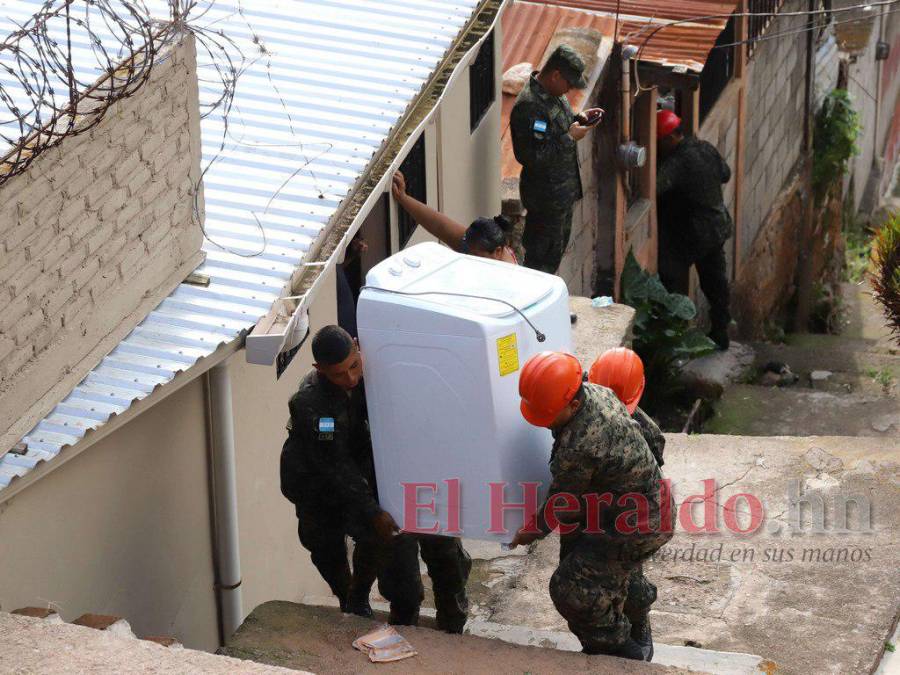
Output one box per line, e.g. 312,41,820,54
510,44,602,274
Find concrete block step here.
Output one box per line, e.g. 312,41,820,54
300,594,771,675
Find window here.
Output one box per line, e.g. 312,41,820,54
699,15,736,124
748,0,784,58
469,31,495,132
396,134,426,248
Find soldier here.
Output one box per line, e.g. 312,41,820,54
656,109,734,350
511,352,674,661
510,44,602,274
280,326,471,631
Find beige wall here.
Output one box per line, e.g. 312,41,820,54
229,267,337,621
0,375,219,649
0,32,204,454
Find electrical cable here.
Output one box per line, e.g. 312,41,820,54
360,286,548,343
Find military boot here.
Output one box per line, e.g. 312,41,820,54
345,584,373,618
388,604,420,627
595,637,647,661
631,618,654,661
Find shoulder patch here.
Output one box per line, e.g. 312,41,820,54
532,119,548,133
317,417,335,440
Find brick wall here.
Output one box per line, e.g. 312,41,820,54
0,32,204,448
741,1,809,263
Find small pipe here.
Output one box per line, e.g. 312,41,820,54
207,362,243,641
621,46,633,143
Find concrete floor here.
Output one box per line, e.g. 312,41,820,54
461,434,900,675
706,284,899,437
222,602,693,674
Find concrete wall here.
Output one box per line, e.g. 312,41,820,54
435,28,503,238
846,24,882,214
0,374,219,648
0,267,338,652
741,0,808,265
876,9,900,199
0,32,204,452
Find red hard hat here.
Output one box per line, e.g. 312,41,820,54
588,347,645,414
657,109,682,139
519,352,583,428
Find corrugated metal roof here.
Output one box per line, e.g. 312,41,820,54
521,0,737,71
499,0,737,179
0,0,482,493
499,2,613,179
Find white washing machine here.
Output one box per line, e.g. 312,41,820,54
357,242,571,543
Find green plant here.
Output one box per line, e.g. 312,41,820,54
620,251,716,411
813,89,861,204
871,211,900,342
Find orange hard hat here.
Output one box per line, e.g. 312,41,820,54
519,352,583,428
657,109,682,139
588,347,645,414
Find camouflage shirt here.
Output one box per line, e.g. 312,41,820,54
510,74,583,210
657,137,733,258
633,406,665,468
541,384,673,548
280,370,381,521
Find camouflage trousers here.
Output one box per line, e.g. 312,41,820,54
521,197,575,275
377,533,472,634
550,534,661,654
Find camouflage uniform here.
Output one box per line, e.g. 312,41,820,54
280,370,470,631
656,137,733,336
510,73,582,274
541,384,674,655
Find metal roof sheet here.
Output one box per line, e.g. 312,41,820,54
0,0,482,493
519,0,736,71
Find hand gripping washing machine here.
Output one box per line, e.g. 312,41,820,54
357,242,572,543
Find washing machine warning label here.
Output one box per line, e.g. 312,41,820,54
497,334,519,376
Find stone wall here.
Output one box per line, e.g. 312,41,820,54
0,32,204,450
741,0,809,264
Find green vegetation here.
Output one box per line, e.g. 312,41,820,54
813,89,861,204
871,212,900,341
620,251,716,413
864,367,895,391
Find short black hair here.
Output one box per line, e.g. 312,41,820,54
462,215,513,254
312,325,354,365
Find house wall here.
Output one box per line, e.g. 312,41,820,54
0,32,204,453
876,9,900,199
740,0,809,265
846,24,882,214
0,267,338,653
434,27,503,241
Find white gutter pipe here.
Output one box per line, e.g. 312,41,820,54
207,361,243,641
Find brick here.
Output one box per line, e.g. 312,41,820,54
98,188,129,222
10,607,58,619
0,293,31,334
31,323,55,354
42,283,74,319
6,262,42,298
140,177,172,210
83,175,115,211
23,225,56,264
140,220,172,249
60,165,97,200
89,270,118,301
14,308,45,346
138,129,168,164
0,334,14,362
85,222,116,256
117,241,148,280
0,343,34,381
73,614,124,631
0,248,28,286
72,257,101,291
126,163,153,198
62,292,92,329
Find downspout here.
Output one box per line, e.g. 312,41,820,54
205,362,243,643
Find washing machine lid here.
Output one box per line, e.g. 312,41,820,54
401,255,554,318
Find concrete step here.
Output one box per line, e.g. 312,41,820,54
299,595,769,675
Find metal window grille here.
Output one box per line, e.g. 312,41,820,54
469,31,495,132
748,0,785,58
700,15,736,123
397,134,426,248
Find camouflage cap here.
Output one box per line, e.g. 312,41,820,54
544,44,587,89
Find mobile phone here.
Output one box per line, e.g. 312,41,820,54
580,108,603,126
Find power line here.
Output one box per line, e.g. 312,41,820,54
624,0,900,59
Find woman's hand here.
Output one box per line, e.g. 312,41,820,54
391,171,407,202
